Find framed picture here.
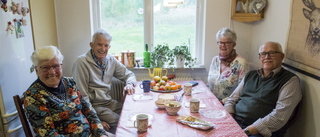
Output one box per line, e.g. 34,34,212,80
285,0,320,80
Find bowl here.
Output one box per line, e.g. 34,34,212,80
164,101,181,115
155,100,166,109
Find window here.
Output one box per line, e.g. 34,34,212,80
94,0,205,66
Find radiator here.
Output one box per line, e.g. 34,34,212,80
110,77,125,102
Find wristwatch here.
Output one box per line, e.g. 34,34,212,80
244,128,251,136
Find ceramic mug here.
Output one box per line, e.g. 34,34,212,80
184,83,192,96
190,98,200,113
139,80,151,92
134,114,148,132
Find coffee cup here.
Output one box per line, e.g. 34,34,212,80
190,98,200,113
133,114,148,132
184,83,192,96
139,80,151,92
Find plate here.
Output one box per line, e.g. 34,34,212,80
150,87,183,93
199,110,226,119
129,113,154,123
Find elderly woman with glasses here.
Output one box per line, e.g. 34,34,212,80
207,28,249,104
23,46,110,137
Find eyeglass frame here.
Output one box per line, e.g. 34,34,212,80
258,51,282,58
36,64,63,72
217,41,234,46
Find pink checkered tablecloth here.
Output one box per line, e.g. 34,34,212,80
115,80,247,137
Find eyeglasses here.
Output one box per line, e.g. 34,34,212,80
217,41,234,46
37,64,62,72
259,51,281,58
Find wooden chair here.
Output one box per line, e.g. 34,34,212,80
13,95,33,137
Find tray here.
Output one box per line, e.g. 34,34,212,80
150,87,182,93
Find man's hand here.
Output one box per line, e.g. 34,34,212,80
101,121,110,131
100,135,108,137
246,125,259,135
124,84,135,95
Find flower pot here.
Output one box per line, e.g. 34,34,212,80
175,56,185,68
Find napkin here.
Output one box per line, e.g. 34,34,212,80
184,102,206,108
125,120,152,128
133,94,153,101
191,89,205,94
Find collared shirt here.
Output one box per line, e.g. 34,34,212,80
224,66,302,137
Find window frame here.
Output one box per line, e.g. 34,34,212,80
91,0,206,66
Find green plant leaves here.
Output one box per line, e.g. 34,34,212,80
150,43,197,69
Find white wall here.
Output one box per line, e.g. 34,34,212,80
52,0,320,136
55,0,93,77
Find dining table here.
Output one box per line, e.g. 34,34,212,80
115,80,247,137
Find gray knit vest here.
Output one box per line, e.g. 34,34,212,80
235,68,296,123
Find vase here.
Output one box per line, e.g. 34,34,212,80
175,56,185,68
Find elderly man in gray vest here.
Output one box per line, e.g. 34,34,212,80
224,41,302,137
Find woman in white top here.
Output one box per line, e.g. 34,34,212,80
207,28,249,104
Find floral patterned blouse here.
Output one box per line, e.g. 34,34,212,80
23,77,107,137
207,56,248,100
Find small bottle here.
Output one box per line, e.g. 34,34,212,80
143,44,150,67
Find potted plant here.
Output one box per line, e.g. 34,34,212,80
150,43,170,68
167,44,197,68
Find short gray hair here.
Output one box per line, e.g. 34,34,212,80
92,28,112,43
259,41,283,53
216,27,237,42
31,46,64,66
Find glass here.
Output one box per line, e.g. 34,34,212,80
217,41,234,46
38,64,62,72
259,51,281,58
154,0,196,52
100,0,144,58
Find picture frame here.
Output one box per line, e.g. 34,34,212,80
284,0,320,80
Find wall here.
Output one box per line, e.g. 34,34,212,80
30,0,58,49
55,0,93,77
29,0,320,136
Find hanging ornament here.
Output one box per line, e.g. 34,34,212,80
14,18,24,38
6,21,13,34
10,1,21,15
0,0,8,12
20,17,27,26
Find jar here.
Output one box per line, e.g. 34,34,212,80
121,50,135,68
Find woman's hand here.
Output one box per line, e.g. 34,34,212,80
100,135,108,137
101,121,110,131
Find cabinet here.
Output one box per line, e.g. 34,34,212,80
231,0,265,22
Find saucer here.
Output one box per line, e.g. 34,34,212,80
129,112,154,122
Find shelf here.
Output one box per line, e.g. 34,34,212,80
231,0,264,22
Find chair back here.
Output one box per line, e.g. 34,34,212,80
13,95,33,137
287,100,302,128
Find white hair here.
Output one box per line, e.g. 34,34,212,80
216,27,237,42
92,28,112,43
259,41,283,53
31,46,64,66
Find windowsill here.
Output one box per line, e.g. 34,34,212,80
127,66,206,70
